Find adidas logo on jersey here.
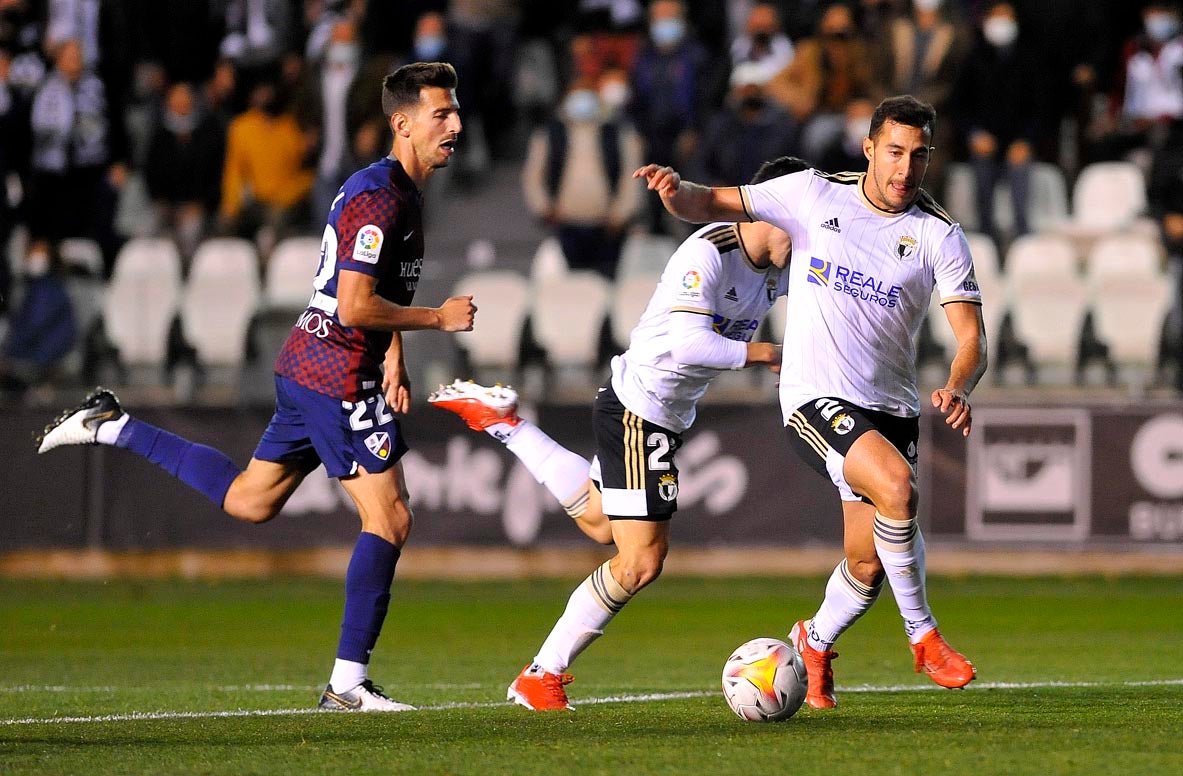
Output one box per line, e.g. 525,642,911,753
821,217,841,233
724,286,739,301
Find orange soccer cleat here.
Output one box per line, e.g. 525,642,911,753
428,379,522,435
507,664,575,711
911,629,976,689
789,620,839,709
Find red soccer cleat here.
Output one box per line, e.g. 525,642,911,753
428,379,522,433
507,664,575,711
790,620,839,709
911,628,976,689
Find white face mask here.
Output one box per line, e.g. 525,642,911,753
983,17,1018,48
913,0,943,12
599,81,630,111
1146,13,1180,43
651,17,686,48
26,250,50,277
564,89,600,122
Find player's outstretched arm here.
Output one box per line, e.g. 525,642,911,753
932,301,987,437
633,164,750,224
337,269,476,332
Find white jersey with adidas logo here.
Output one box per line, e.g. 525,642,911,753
611,223,789,433
739,170,981,421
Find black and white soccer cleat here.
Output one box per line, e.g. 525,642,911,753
317,680,416,712
35,387,124,454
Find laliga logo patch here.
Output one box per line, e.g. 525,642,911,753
682,270,702,290
830,413,855,435
658,473,679,502
896,235,917,261
353,225,384,264
364,431,391,460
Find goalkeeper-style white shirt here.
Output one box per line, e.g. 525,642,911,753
739,170,981,421
611,223,789,433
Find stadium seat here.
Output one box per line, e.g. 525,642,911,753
1062,161,1147,236
992,162,1070,235
964,231,1001,281
1005,234,1088,382
452,270,530,378
1085,234,1171,383
610,273,661,350
58,238,104,276
264,236,321,310
529,237,569,281
926,271,1005,366
618,232,679,279
943,162,978,231
531,270,611,393
102,238,183,371
180,238,261,369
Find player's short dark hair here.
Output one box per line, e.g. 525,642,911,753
381,62,458,117
868,95,936,141
749,156,811,185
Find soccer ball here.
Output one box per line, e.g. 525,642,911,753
721,637,808,722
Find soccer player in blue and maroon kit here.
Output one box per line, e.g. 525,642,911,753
37,63,476,711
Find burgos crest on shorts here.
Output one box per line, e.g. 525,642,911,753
658,473,679,501
830,413,855,435
365,431,391,460
896,235,917,261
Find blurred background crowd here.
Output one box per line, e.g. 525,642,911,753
1,0,1181,403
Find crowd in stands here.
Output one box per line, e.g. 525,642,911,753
0,0,1181,398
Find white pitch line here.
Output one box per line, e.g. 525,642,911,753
1,678,1180,727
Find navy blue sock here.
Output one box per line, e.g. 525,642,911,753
115,417,241,508
337,532,400,663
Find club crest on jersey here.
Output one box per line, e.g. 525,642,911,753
896,235,918,261
353,225,384,264
364,431,391,460
658,473,679,502
830,413,855,435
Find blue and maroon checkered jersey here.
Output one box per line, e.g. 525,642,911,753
274,157,424,400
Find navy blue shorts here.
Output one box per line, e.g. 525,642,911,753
254,376,408,478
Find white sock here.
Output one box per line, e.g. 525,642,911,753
95,414,130,445
502,421,592,516
328,658,367,693
807,559,882,651
534,561,634,673
873,512,937,643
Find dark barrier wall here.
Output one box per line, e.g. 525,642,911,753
3,401,1181,549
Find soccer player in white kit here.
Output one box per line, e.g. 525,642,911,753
429,157,805,710
636,95,987,708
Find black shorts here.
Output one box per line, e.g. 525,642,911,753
785,397,918,503
590,382,683,520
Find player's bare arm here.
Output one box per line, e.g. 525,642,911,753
633,164,750,223
382,333,411,415
932,301,987,437
337,269,476,331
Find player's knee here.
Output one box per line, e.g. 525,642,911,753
363,501,414,547
876,473,918,519
616,548,667,592
224,494,282,524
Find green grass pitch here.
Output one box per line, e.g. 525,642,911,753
1,575,1181,775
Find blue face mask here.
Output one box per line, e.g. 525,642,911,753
414,34,446,61
563,89,600,122
1146,14,1180,43
651,18,686,48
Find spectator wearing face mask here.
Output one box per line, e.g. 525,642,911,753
953,1,1048,244
630,0,725,232
145,82,225,261
219,79,315,248
730,3,794,85
698,63,798,187
765,2,876,163
522,77,643,279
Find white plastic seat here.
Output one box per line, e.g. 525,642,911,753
1064,161,1147,236
529,237,569,281
617,232,679,279
610,273,661,350
1085,234,1171,376
927,272,1005,362
992,162,1070,234
452,270,530,369
943,162,978,231
1004,233,1080,279
58,238,104,276
1084,233,1163,282
531,270,611,367
102,238,183,366
265,236,321,309
963,231,1001,285
180,238,261,366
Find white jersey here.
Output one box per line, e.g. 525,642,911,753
611,223,789,433
739,170,981,421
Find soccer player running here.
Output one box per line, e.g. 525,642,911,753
35,63,476,712
430,157,807,710
635,95,986,709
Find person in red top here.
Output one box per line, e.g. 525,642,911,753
36,63,476,712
